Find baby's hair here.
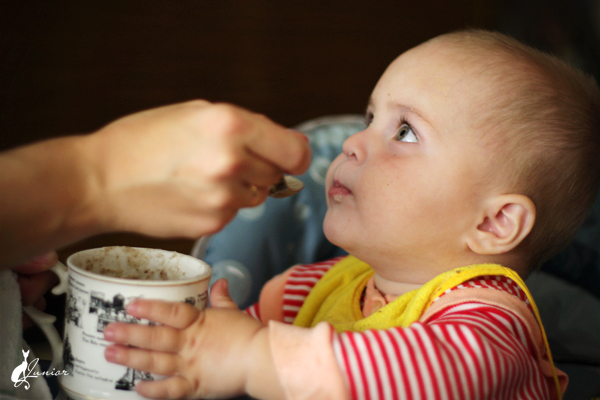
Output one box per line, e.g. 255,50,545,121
434,29,600,267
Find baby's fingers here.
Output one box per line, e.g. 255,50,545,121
126,299,200,329
104,322,182,352
104,344,178,376
135,375,193,400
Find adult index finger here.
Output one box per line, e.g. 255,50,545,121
11,252,58,274
244,112,312,176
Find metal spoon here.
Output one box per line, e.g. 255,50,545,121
268,175,305,198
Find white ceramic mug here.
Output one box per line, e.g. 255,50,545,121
26,246,211,400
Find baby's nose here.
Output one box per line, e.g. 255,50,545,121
342,130,368,163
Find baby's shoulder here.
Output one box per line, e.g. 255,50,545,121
435,274,533,313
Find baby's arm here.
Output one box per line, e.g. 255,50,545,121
103,279,285,400
267,302,559,400
104,277,556,400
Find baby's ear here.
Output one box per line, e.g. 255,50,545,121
466,194,536,255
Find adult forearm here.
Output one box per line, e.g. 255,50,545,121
0,134,103,268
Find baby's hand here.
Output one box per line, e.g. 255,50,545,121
103,279,277,399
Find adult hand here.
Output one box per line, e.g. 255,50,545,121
0,101,311,267
12,251,60,330
89,100,312,237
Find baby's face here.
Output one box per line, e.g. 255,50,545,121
323,39,496,278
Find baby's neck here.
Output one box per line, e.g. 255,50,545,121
373,273,424,297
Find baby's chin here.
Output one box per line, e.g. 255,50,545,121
322,212,338,244
322,212,352,252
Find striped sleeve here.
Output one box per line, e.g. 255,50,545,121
331,277,556,400
245,302,260,320
281,257,343,324
244,257,342,323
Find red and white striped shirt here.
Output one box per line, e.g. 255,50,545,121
246,259,565,400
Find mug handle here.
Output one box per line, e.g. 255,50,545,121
23,261,69,372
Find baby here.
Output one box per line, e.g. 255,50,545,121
103,30,600,400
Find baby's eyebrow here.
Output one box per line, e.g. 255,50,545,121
366,96,427,122
365,97,429,122
390,102,426,121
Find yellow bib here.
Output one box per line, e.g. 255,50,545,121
293,256,562,398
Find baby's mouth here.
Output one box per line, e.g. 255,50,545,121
329,180,351,202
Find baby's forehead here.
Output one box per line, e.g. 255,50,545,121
381,41,514,123
385,41,508,97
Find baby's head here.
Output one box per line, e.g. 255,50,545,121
324,30,600,281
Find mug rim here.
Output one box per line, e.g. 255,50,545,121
66,246,211,287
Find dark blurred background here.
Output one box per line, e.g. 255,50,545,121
2,0,599,325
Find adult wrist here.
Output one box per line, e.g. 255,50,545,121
61,132,108,238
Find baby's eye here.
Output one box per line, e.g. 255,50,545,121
365,112,374,126
395,123,417,143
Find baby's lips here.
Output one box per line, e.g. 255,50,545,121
328,180,352,201
332,178,351,192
